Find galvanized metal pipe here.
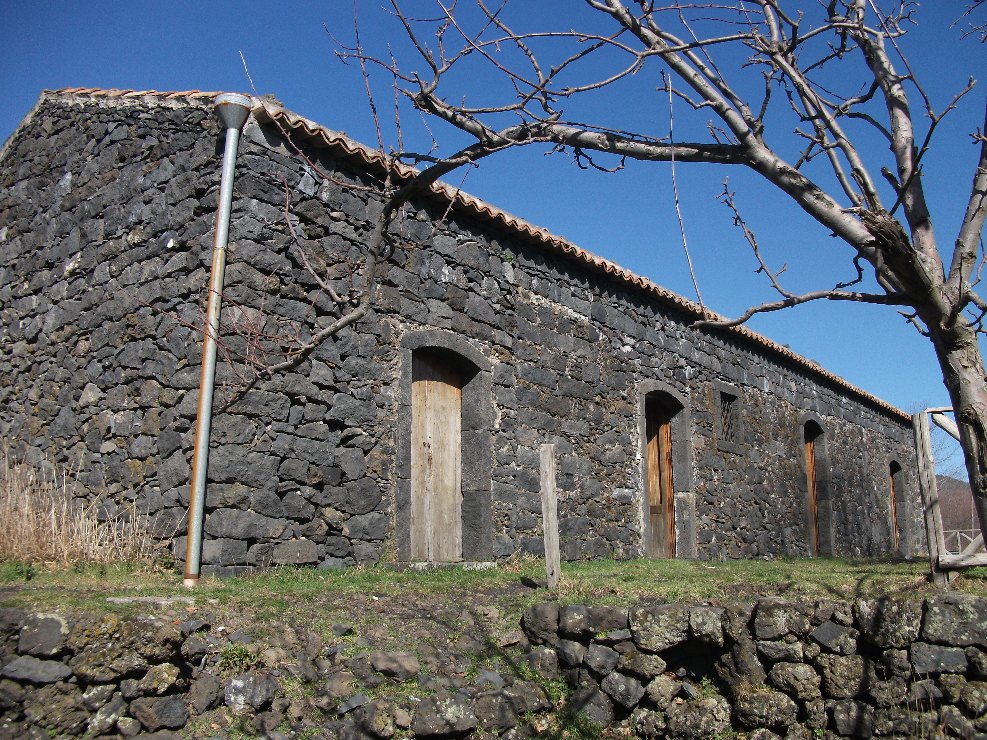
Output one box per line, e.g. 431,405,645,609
184,93,252,588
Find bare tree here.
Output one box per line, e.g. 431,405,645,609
337,1,987,541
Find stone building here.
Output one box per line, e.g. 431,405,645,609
0,88,922,573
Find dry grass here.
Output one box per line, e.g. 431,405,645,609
0,449,155,566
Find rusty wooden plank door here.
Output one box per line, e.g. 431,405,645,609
411,351,463,562
646,406,676,558
805,436,820,556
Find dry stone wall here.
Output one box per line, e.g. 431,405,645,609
520,594,987,738
0,92,921,571
1,594,985,737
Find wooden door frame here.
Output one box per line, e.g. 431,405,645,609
396,329,493,565
799,412,833,557
638,382,695,559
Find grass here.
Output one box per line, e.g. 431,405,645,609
0,448,155,566
2,555,984,624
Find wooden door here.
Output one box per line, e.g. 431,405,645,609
889,463,900,552
646,403,676,558
805,434,820,556
411,351,463,562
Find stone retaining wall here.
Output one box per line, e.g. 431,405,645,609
522,594,987,738
1,594,985,738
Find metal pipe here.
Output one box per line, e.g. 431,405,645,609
184,93,252,588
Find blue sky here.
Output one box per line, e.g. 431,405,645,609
1,1,985,418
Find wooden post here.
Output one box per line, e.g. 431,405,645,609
913,412,949,586
540,443,561,589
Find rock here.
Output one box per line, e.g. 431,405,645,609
82,683,115,710
910,642,968,674
113,714,141,736
88,691,127,735
644,675,679,709
689,606,724,646
584,643,619,676
666,694,731,739
521,603,559,646
22,681,88,734
475,670,505,690
526,645,559,679
474,691,518,732
412,695,478,736
137,662,182,696
922,594,987,648
66,613,150,683
130,695,190,731
941,705,976,738
768,662,821,700
809,621,858,654
556,639,587,667
756,639,804,663
338,692,371,715
960,680,987,717
831,700,875,737
188,671,222,714
354,700,396,738
734,687,797,731
566,687,614,728
600,671,645,708
722,602,755,641
967,647,987,679
630,604,690,652
369,651,420,681
854,598,922,649
873,707,939,737
252,708,285,733
617,650,667,679
224,672,279,713
632,707,667,738
867,677,908,707
754,599,811,640
815,653,870,699
18,613,68,657
502,681,551,713
717,634,766,692
1,655,72,684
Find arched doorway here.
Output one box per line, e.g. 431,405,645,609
411,349,463,561
397,330,493,565
803,419,825,556
889,460,903,553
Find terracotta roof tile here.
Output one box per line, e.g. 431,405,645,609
41,87,909,422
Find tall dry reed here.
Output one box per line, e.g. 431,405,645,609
0,449,154,565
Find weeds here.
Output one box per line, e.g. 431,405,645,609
218,643,259,674
0,448,155,566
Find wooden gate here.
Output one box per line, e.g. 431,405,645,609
411,351,463,562
645,399,676,558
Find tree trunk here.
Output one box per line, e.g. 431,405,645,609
929,319,987,542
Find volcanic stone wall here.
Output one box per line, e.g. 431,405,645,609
2,594,985,737
520,593,987,738
0,91,921,572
